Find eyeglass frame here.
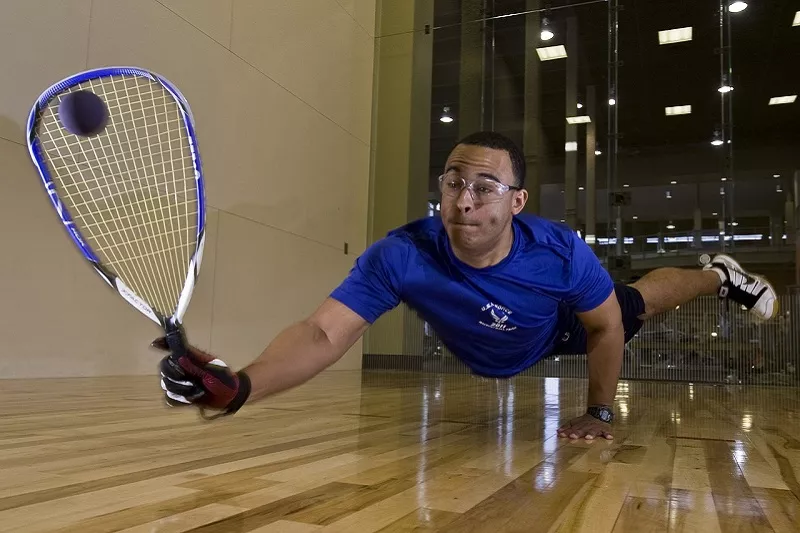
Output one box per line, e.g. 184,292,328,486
437,173,522,203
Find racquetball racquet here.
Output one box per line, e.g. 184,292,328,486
26,67,205,375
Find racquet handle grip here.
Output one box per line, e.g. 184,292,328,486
165,323,188,360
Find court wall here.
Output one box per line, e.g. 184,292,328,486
0,0,377,378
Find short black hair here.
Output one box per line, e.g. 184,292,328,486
455,131,526,188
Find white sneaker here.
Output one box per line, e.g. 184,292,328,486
703,254,779,320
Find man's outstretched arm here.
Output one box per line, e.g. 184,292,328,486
157,298,369,414
243,298,369,402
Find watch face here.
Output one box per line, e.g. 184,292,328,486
590,407,613,422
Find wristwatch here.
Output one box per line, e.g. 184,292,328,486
587,405,614,424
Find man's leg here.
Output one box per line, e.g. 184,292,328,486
630,254,779,322
630,268,720,320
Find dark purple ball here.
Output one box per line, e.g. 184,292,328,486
58,90,108,136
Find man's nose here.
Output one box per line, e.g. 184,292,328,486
456,186,474,212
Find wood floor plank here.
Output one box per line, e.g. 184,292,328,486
667,489,722,533
750,488,800,533
611,497,670,533
375,508,461,532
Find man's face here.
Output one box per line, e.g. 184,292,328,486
439,144,527,251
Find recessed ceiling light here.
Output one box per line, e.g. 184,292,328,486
608,98,617,106
665,105,692,116
794,11,800,26
658,27,692,45
769,95,797,105
537,45,567,61
712,212,718,216
671,180,677,184
579,186,585,191
577,102,584,109
774,174,781,178
632,216,638,220
623,184,630,188
566,116,591,124
564,141,578,152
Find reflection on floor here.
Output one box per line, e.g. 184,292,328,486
0,370,798,532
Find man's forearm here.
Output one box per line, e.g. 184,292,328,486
241,320,345,403
585,323,625,407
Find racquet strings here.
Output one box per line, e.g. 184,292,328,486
35,75,198,319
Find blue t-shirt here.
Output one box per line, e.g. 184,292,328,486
330,214,614,377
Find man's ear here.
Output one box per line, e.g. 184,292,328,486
512,189,528,214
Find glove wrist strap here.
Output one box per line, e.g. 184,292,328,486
225,370,252,415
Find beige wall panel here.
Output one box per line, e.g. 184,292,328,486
158,0,233,47
210,212,362,371
88,0,370,253
0,0,92,143
231,0,374,144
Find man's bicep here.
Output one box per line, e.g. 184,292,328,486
308,297,370,351
575,291,622,333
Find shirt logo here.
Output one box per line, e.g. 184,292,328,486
479,302,517,332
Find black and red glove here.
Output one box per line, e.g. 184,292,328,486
153,338,251,418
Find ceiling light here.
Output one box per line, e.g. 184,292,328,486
769,95,797,105
658,27,693,45
711,130,724,146
595,149,602,156
566,115,591,124
537,45,567,61
608,98,617,106
623,183,629,187
718,85,733,93
632,216,638,220
712,212,718,216
794,11,800,26
579,186,585,191
577,102,583,109
540,17,554,41
670,180,677,184
440,106,453,123
666,222,676,230
665,105,692,116
774,174,781,178
728,2,747,13
564,141,577,152
666,191,672,199
721,177,727,181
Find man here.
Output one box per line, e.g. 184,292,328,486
157,131,778,440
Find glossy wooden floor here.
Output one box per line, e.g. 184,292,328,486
1,371,799,532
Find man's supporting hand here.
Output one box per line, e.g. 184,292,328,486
557,413,613,441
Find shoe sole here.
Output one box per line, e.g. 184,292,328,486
709,254,780,320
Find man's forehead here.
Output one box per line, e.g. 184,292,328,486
446,144,512,173
447,144,511,171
